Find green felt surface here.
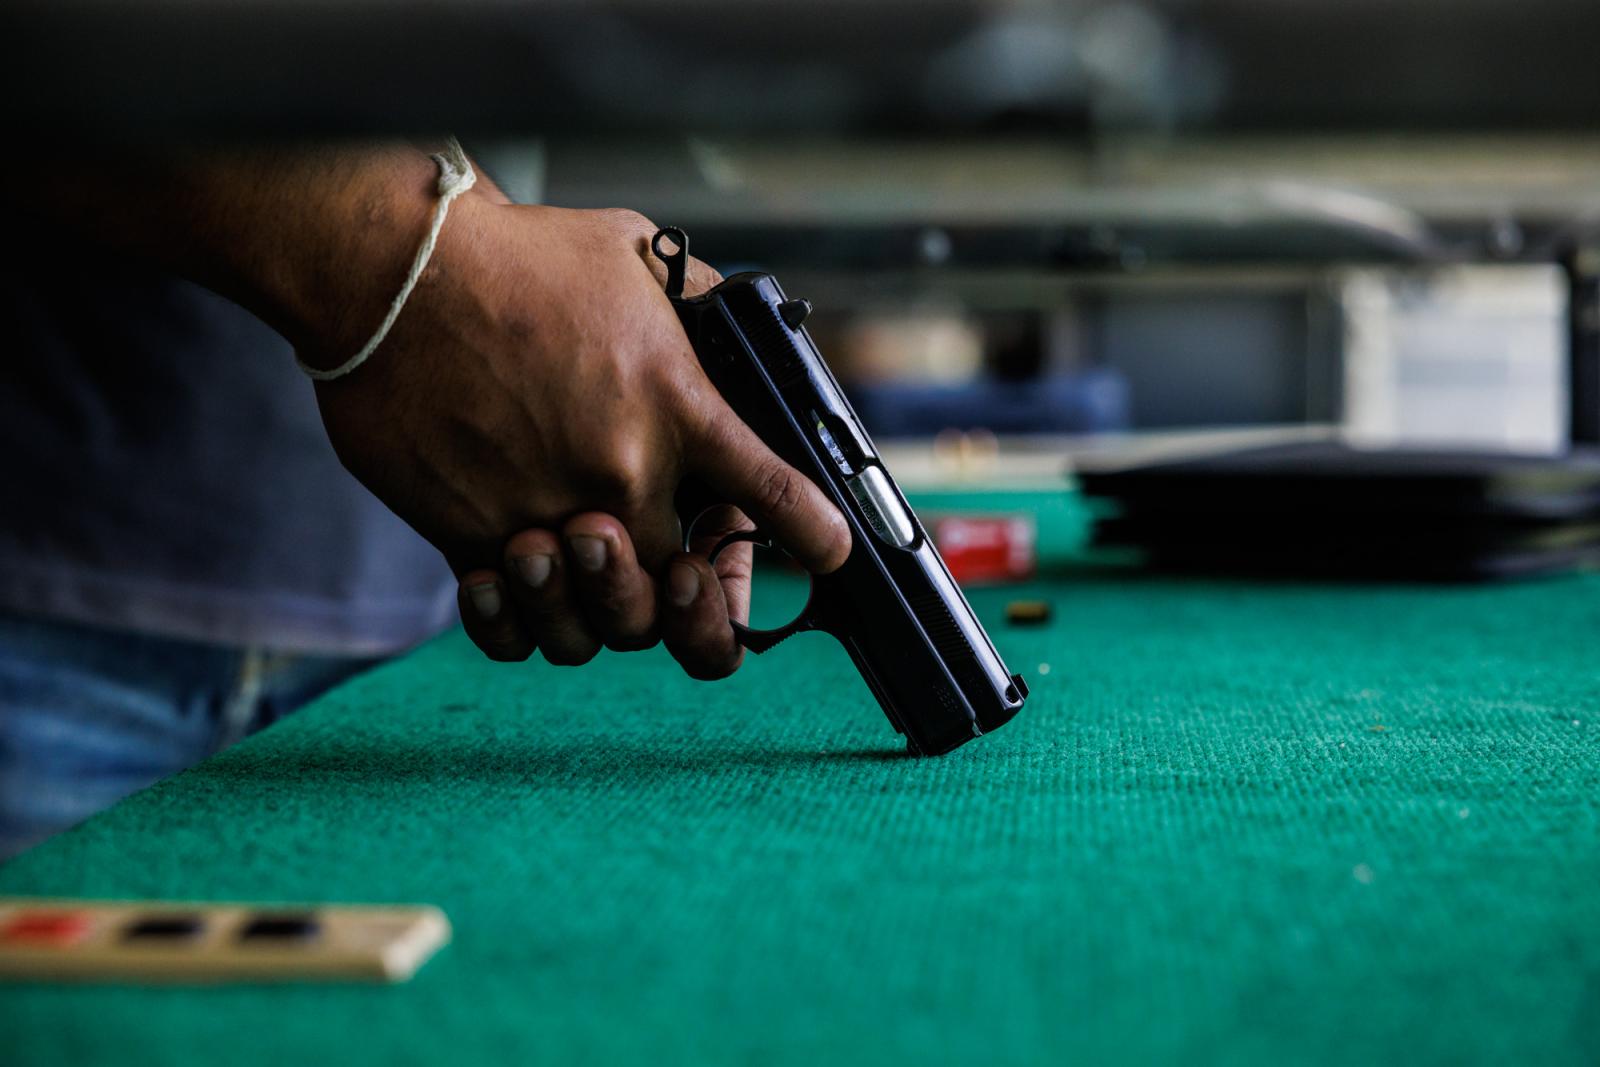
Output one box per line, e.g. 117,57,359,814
3,562,1600,1064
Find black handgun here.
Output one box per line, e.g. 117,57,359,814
654,228,1027,756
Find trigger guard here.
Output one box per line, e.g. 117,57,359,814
682,520,817,654
679,503,725,553
707,529,772,564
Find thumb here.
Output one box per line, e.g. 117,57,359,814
689,406,852,575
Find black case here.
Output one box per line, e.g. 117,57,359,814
1080,441,1600,580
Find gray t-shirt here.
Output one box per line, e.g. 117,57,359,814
0,230,456,655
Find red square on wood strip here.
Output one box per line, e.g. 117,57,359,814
1,910,93,946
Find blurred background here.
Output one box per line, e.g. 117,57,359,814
8,0,1600,574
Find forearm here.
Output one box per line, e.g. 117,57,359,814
29,141,507,367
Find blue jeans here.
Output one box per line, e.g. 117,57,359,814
0,611,380,862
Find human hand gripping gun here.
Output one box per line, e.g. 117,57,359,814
655,228,1027,756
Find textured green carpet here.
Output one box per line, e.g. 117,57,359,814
2,569,1599,1065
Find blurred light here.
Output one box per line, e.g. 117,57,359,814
923,9,1088,124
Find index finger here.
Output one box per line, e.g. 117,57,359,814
688,406,852,575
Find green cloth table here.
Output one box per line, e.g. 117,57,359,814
3,492,1599,1064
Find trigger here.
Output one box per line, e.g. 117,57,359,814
674,478,726,553
708,529,772,566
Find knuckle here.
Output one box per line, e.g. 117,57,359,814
600,207,654,237
581,440,653,505
753,462,805,520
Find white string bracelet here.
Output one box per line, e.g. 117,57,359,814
296,137,477,382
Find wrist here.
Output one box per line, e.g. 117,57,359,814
295,144,495,379
271,146,449,372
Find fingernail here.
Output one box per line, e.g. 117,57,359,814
511,554,553,588
668,561,700,607
569,535,608,573
468,582,502,619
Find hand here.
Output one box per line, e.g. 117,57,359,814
37,143,839,677
310,198,850,674
456,505,758,679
